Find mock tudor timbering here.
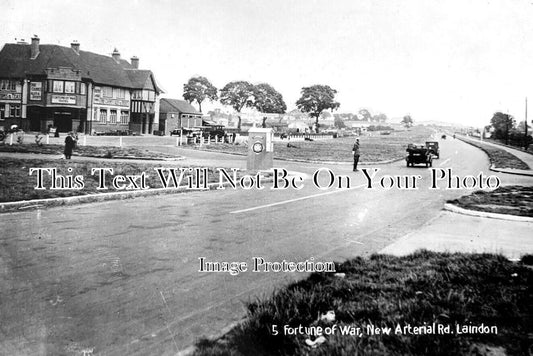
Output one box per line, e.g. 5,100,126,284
0,36,163,134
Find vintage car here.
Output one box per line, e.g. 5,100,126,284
197,125,226,139
406,144,433,167
169,128,201,137
425,141,440,158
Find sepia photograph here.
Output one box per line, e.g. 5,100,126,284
0,0,532,355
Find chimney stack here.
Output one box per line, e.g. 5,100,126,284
71,40,80,54
30,36,40,59
131,56,139,69
112,48,121,63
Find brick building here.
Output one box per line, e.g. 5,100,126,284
0,36,163,134
159,98,202,134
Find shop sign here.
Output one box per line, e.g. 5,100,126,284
0,91,21,100
51,95,77,105
30,82,42,100
101,98,130,107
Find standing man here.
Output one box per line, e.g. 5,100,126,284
352,138,360,171
64,132,76,159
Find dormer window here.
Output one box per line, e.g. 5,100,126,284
52,80,64,93
0,80,17,91
65,81,75,93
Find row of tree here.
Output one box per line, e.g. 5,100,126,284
182,76,415,132
182,76,339,132
489,112,531,148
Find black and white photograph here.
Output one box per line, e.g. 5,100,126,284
1,0,532,355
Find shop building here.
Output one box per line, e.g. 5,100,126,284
0,37,163,134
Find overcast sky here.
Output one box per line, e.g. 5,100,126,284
2,0,533,126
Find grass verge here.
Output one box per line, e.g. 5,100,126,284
0,143,179,159
448,185,533,217
196,126,435,162
193,251,532,356
458,139,530,170
0,158,234,203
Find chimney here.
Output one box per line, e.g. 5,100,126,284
112,48,121,63
31,36,40,59
71,40,80,54
131,56,139,69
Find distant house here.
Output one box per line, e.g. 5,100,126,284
159,98,202,134
0,36,163,134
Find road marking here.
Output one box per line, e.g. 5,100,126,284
346,239,363,245
439,158,451,166
159,291,179,353
230,183,367,214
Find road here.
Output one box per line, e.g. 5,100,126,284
0,137,531,355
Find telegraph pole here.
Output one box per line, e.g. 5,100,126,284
525,97,529,150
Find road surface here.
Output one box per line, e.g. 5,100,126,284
0,137,531,355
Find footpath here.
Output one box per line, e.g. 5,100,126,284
381,139,533,260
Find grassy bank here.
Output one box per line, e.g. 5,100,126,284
198,126,435,162
458,139,530,170
0,158,234,203
193,251,532,356
448,185,533,217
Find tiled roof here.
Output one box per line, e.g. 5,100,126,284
0,42,160,91
160,98,201,115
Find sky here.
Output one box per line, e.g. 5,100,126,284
2,0,533,127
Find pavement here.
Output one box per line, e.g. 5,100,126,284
381,137,533,260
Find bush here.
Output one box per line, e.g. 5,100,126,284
368,125,394,132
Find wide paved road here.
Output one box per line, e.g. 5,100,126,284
0,137,530,355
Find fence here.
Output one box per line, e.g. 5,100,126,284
273,133,335,142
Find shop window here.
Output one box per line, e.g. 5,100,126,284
53,81,64,93
65,81,75,94
120,111,129,124
99,109,107,123
110,110,117,124
10,104,21,118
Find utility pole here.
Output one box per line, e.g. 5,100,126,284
526,97,529,150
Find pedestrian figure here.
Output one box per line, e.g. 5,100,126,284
64,132,76,159
352,138,360,171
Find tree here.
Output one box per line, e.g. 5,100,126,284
358,109,372,121
334,115,346,129
490,112,515,144
182,76,218,113
402,115,413,128
296,85,340,133
372,113,388,123
219,81,255,130
252,83,287,127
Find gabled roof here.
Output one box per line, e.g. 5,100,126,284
160,98,201,115
0,42,161,92
125,69,163,93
